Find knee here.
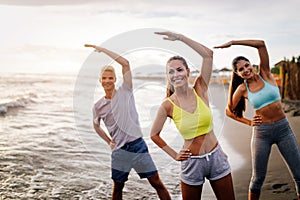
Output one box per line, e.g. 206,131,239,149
113,181,125,192
250,175,265,192
148,173,165,189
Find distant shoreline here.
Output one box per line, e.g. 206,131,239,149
134,76,166,81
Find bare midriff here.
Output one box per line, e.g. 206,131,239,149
183,131,218,156
256,100,286,123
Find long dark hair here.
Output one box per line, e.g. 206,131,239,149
166,56,189,97
229,56,249,117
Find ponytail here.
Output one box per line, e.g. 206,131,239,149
229,56,249,117
229,72,245,117
166,83,174,97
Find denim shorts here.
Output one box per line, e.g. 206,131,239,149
181,144,231,186
111,138,157,183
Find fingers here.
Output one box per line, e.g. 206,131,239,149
110,141,116,150
180,149,191,156
154,31,167,35
253,115,262,121
154,32,169,39
252,115,263,126
163,37,172,40
176,149,192,161
84,44,96,48
213,45,227,49
213,42,231,49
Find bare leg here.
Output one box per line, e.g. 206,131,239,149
147,172,171,200
248,191,260,200
210,173,235,200
181,181,203,200
112,181,124,200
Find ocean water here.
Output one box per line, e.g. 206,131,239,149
0,73,242,199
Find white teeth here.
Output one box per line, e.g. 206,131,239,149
172,77,183,82
172,79,183,83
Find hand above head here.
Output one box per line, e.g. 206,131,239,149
84,44,96,48
154,31,183,41
214,41,233,49
84,44,105,53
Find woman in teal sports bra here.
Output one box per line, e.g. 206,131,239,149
151,31,235,200
215,39,300,200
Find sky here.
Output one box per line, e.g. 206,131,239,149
1,0,300,74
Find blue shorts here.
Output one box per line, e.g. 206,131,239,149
111,138,157,183
181,144,231,186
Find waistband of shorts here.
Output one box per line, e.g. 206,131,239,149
121,137,143,148
190,144,220,159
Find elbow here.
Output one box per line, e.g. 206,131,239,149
225,107,234,118
208,49,213,57
150,134,158,143
123,60,130,68
225,109,231,118
151,133,166,148
93,123,98,130
257,40,266,47
203,49,213,59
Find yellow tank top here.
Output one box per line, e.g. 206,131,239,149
167,89,213,140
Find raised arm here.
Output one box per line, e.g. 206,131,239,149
155,31,213,89
85,44,132,88
214,40,270,77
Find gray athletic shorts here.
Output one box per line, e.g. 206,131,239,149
181,144,231,186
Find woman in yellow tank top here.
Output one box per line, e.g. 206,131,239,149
150,31,235,200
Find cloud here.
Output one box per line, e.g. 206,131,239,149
0,0,100,6
0,0,300,73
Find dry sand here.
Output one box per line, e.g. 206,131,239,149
209,84,300,200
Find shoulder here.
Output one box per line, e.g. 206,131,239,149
93,97,106,110
235,83,247,97
161,98,173,117
94,96,105,105
162,97,173,109
237,82,247,91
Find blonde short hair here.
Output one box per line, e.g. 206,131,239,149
100,66,116,78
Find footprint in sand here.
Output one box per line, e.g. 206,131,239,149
272,183,291,194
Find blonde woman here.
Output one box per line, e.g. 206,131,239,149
150,32,235,200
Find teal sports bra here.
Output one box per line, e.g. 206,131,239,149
245,74,281,110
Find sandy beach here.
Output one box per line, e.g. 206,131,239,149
1,74,299,199
209,84,300,200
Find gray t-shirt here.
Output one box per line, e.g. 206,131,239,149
93,82,143,150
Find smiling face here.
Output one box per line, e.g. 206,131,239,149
100,70,116,91
235,59,255,79
167,59,190,88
